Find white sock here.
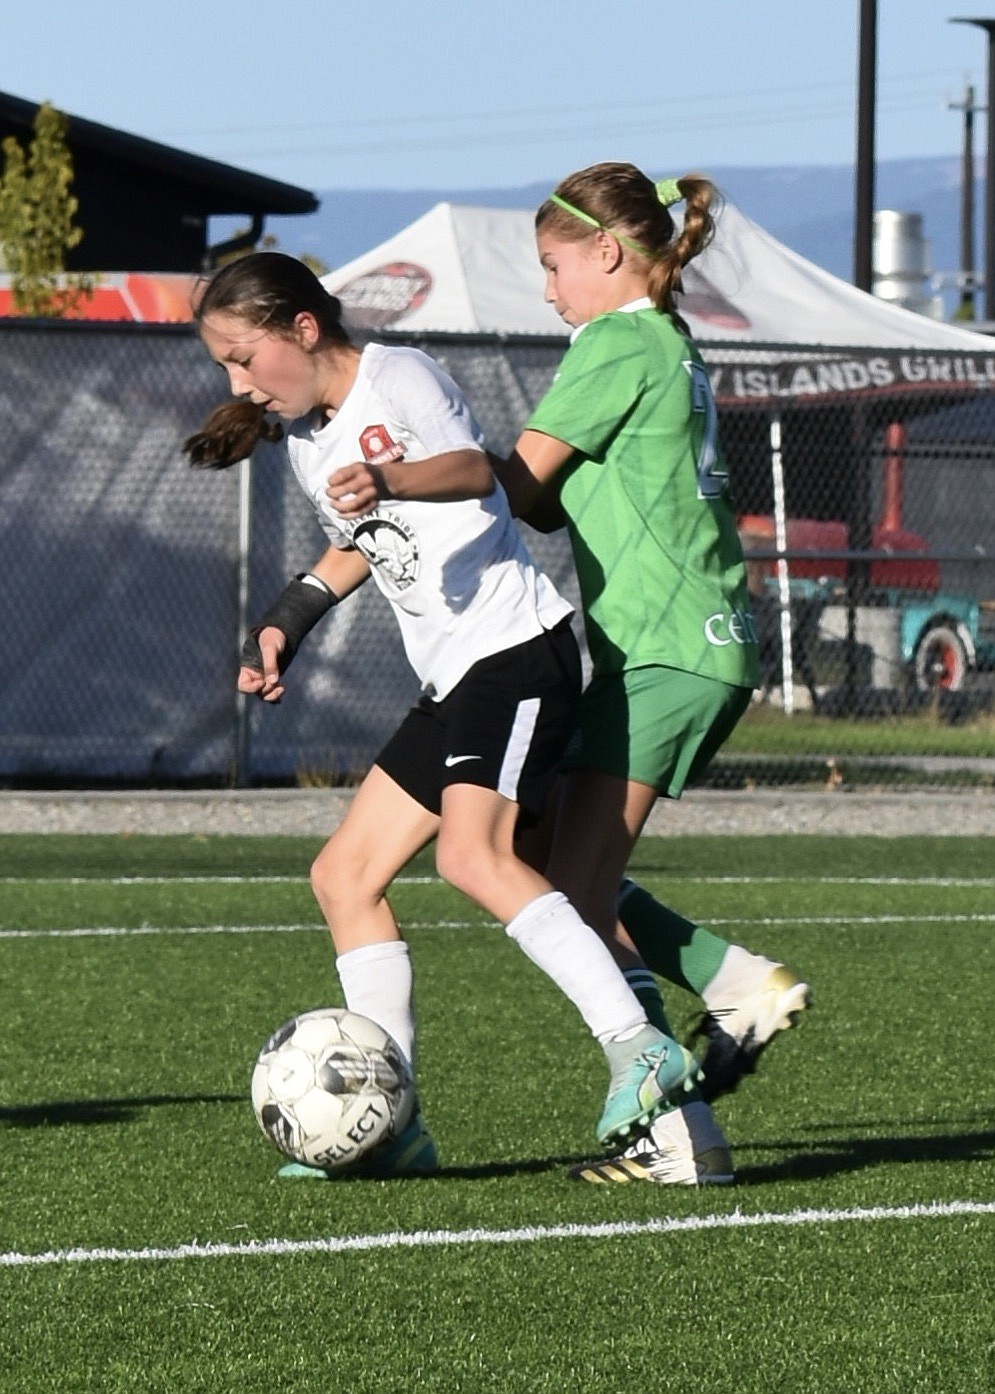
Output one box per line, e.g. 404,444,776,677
336,940,416,1071
701,945,778,1011
504,891,647,1043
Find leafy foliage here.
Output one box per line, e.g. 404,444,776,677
0,101,94,316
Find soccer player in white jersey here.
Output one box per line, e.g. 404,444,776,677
184,251,700,1177
333,166,811,1187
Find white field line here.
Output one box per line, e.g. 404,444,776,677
2,1200,993,1270
3,872,992,939
0,875,438,886
0,923,482,940
1,874,993,888
4,911,995,940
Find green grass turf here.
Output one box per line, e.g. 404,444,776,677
727,704,995,758
1,834,993,1393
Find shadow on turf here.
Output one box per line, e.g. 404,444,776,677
430,1126,995,1183
6,1102,991,1186
0,1093,245,1128
431,1154,594,1180
316,1154,593,1182
734,1121,995,1185
0,1098,592,1174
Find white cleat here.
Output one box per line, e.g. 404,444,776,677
570,1101,734,1186
696,962,811,1103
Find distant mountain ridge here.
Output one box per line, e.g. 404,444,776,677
262,156,973,314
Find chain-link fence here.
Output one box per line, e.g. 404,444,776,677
2,320,993,790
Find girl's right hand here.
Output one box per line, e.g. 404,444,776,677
238,625,287,702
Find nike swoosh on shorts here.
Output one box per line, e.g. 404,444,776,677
444,754,483,767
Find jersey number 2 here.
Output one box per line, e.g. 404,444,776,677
685,359,726,499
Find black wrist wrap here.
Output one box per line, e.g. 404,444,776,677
241,573,338,673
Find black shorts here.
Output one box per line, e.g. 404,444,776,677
375,619,581,822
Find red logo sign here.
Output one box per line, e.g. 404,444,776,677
337,262,433,329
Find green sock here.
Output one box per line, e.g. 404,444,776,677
622,965,674,1037
618,879,729,998
621,965,704,1109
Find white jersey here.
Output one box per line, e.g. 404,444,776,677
286,343,572,698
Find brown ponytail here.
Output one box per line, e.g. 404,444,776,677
183,400,283,471
646,174,718,334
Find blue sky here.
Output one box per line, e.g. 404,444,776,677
2,1,989,193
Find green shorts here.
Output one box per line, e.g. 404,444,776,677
562,665,752,797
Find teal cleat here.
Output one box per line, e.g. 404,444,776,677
278,1160,336,1179
359,1112,439,1177
596,1034,701,1147
277,1113,439,1180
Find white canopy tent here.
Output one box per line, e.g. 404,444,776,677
324,199,995,365
324,203,564,336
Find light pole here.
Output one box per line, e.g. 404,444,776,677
854,0,877,291
946,82,978,319
952,18,995,320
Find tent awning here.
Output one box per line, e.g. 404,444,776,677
323,200,995,402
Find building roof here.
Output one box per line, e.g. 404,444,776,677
0,91,319,273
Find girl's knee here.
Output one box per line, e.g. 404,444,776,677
434,835,463,895
310,835,365,913
435,831,485,900
310,849,337,917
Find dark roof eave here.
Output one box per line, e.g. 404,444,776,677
0,90,319,216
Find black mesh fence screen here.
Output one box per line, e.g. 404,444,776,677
2,321,993,789
1,322,240,781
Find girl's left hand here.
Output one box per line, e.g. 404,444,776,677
327,461,380,517
327,444,405,517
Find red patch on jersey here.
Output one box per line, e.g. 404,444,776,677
359,425,400,463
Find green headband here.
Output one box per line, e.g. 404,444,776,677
547,177,684,255
546,193,645,254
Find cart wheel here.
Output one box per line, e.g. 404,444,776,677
913,624,968,693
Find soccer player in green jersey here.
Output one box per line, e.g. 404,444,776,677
333,163,811,1186
508,162,809,1184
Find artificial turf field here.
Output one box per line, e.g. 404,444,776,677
2,831,993,1394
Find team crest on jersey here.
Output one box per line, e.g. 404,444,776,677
359,424,399,463
351,512,420,591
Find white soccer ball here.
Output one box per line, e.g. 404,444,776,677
251,1007,415,1171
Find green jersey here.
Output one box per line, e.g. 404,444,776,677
527,303,759,689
